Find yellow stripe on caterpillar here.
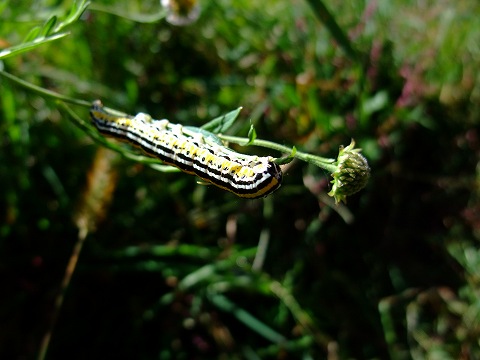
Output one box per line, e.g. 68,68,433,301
89,100,282,199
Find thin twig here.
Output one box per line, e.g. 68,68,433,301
37,227,89,360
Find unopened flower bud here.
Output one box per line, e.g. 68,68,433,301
328,140,370,204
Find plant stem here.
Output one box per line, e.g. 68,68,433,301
1,70,339,174
218,134,338,173
305,0,360,62
0,70,90,107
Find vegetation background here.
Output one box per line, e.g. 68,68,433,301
1,0,479,359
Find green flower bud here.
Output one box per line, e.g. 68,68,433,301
328,140,370,204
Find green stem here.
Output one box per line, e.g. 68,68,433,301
305,0,360,63
0,70,90,107
0,70,339,174
218,134,337,173
59,102,179,171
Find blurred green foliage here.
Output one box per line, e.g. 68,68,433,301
1,0,480,359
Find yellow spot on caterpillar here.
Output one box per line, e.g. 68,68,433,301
90,101,282,198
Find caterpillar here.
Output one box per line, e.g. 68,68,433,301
89,100,282,199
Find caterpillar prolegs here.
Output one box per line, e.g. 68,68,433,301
89,101,282,199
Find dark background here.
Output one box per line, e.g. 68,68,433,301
1,0,479,359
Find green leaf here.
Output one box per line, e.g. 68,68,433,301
0,32,70,60
54,0,90,33
41,15,58,37
183,126,224,146
246,124,257,145
209,293,286,344
201,107,242,133
275,146,297,165
23,26,41,43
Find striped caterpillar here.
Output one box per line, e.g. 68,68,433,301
89,100,282,199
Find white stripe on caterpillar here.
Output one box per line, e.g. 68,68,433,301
89,100,282,199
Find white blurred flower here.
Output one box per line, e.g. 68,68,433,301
161,0,201,26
